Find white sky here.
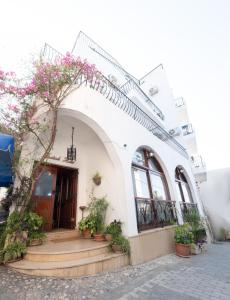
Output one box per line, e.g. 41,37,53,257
0,0,229,171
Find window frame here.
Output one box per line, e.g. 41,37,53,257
132,149,175,232
175,167,193,204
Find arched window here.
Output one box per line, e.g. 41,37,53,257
175,167,198,218
132,148,177,231
175,167,193,204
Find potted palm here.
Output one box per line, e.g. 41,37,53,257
174,224,194,257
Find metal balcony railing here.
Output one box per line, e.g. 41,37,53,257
135,197,177,232
120,78,165,120
41,44,189,159
180,202,199,220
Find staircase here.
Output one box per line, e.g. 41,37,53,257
8,230,129,277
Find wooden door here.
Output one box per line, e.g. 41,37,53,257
32,165,57,231
60,170,77,229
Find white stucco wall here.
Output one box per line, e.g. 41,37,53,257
200,168,230,239
19,81,204,238
56,85,203,236
140,66,178,131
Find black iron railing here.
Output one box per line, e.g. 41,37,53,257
120,78,165,120
41,43,188,159
71,32,165,121
135,197,177,231
42,43,63,62
180,202,199,220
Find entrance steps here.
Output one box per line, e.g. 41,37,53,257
8,236,129,277
45,229,81,242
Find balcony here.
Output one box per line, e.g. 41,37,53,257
180,202,199,220
41,43,189,159
190,155,207,182
135,197,177,232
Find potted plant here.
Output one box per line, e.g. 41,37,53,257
23,212,45,246
174,224,194,257
109,235,130,254
183,210,207,254
105,220,122,241
28,231,46,246
88,196,109,241
92,172,102,186
78,215,96,238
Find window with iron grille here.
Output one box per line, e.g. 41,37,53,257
132,149,177,232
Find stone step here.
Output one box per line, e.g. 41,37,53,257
8,253,130,278
25,240,110,262
45,229,80,242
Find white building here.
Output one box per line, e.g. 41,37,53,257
22,32,207,265
199,168,230,240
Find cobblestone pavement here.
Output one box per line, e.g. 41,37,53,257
1,243,230,300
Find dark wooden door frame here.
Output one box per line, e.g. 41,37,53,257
32,163,78,231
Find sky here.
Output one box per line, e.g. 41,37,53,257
0,0,230,170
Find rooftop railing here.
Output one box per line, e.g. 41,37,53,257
120,78,165,120
41,43,188,159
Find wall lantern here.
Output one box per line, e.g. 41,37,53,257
67,127,76,162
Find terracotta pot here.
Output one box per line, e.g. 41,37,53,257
105,234,113,241
93,177,101,186
175,243,191,257
29,238,43,246
82,229,92,239
112,244,122,253
94,233,105,241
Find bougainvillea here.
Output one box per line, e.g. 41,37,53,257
0,52,102,210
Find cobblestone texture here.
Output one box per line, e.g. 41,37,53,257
1,243,230,299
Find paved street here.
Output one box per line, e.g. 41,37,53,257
1,243,230,300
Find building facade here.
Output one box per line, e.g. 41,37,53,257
21,32,207,264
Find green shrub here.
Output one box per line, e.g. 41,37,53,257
105,220,122,237
5,211,23,235
183,210,206,243
219,228,226,241
175,224,194,244
88,197,109,234
23,212,43,233
0,223,7,250
109,235,130,254
0,241,26,263
78,215,97,235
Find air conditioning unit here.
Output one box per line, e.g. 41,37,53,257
169,127,182,137
149,86,159,96
108,74,118,85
